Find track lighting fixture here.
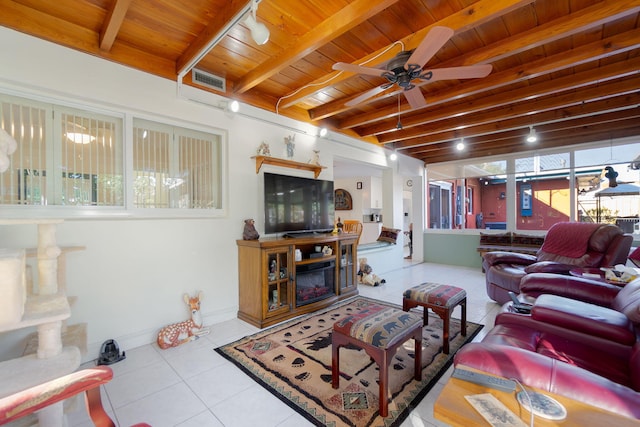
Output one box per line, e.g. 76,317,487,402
245,0,269,45
526,126,538,143
219,100,240,113
319,127,328,137
228,100,240,113
389,143,398,161
456,138,465,151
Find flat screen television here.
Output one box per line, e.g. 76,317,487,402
264,172,335,235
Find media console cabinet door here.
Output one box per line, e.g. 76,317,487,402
263,247,292,318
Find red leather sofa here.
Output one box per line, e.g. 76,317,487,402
483,222,633,304
454,274,640,419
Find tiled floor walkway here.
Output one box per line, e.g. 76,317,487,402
68,262,500,427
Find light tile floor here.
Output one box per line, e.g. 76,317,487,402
67,262,501,427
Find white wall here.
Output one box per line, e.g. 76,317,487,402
0,27,424,362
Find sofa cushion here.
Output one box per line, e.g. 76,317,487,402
589,224,624,253
479,232,511,245
612,278,640,324
511,233,545,247
376,226,400,244
532,294,636,345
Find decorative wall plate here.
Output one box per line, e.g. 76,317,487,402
516,391,567,420
334,189,352,210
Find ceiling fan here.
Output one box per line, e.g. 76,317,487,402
332,26,492,109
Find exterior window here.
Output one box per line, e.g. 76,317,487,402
514,152,572,231
427,160,505,229
0,94,123,207
426,142,640,232
133,119,221,209
0,92,225,217
576,145,640,231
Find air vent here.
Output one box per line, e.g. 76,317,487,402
192,69,226,92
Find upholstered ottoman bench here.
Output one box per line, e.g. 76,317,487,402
402,283,466,354
332,304,422,417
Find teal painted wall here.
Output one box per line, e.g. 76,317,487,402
423,233,482,268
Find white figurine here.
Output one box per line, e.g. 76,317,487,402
257,141,271,156
310,150,320,165
284,134,295,159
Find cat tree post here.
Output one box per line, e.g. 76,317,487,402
37,222,61,295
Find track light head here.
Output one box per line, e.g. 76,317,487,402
526,126,538,143
245,3,269,46
228,100,240,113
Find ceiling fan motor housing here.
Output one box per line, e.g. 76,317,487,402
385,51,423,89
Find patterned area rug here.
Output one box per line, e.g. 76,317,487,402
215,296,483,427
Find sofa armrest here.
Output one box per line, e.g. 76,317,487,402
520,273,620,305
0,366,150,427
532,294,636,345
482,251,537,267
523,261,574,274
454,342,640,420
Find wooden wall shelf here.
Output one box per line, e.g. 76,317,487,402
252,156,325,178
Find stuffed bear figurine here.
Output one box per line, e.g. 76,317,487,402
357,257,386,286
243,219,260,240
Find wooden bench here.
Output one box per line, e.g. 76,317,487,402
332,304,422,417
403,283,466,354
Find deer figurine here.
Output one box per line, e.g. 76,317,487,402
157,291,210,349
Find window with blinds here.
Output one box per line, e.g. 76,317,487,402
133,119,221,209
0,92,224,216
0,94,123,207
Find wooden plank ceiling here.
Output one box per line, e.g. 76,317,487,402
2,0,639,164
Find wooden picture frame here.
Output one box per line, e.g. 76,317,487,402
334,188,353,210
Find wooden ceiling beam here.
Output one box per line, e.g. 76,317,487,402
374,68,640,144
233,0,401,94
418,125,640,164
175,0,249,76
99,0,132,51
312,0,640,121
334,28,640,128
278,0,535,109
370,53,640,142
399,94,640,151
405,107,640,155
0,0,176,79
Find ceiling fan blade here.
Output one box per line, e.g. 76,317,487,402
427,64,493,81
345,85,389,107
403,87,427,110
332,62,387,77
405,26,454,70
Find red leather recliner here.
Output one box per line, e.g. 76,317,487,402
483,222,633,304
454,342,640,419
454,276,640,419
